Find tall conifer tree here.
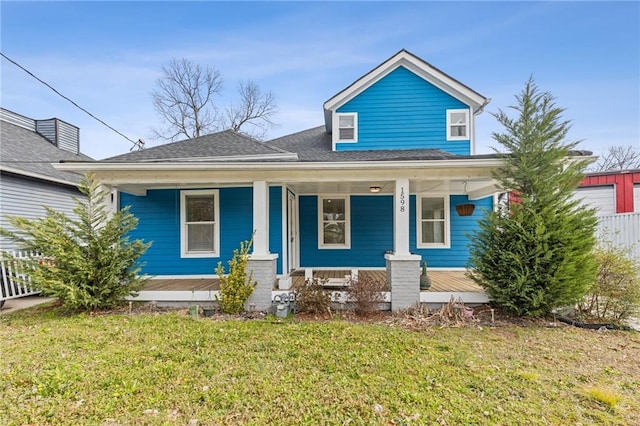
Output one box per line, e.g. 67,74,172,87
468,78,598,317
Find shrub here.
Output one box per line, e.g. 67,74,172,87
577,246,640,323
215,238,256,314
0,173,151,311
294,278,331,314
347,274,386,316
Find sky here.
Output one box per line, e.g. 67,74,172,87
1,1,638,161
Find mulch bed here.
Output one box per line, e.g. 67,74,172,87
30,299,636,332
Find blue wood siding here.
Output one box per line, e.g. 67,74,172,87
298,193,492,269
120,186,283,276
336,66,471,155
410,194,493,267
269,186,283,275
299,195,393,267
121,187,489,274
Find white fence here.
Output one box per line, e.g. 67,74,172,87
596,213,640,260
0,250,41,303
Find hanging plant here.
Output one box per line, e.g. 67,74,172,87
455,203,475,216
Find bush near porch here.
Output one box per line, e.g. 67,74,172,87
1,307,638,425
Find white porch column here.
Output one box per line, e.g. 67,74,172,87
98,184,116,219
394,178,411,256
252,180,269,255
248,180,278,311
386,178,421,311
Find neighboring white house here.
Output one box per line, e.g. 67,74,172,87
0,108,93,250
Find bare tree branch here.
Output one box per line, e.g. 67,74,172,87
151,60,278,142
592,145,640,172
224,80,278,140
151,58,223,141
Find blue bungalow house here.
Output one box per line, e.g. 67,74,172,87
57,50,507,311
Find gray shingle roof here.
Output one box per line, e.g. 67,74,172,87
267,126,593,162
95,125,507,164
267,126,461,162
102,130,294,163
89,125,592,165
1,121,93,184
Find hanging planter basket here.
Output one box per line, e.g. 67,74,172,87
455,203,475,216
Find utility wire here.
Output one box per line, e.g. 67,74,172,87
1,51,144,151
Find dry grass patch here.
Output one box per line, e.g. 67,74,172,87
585,386,622,410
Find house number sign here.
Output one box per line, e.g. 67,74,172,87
399,187,406,213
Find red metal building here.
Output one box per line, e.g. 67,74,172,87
578,169,640,214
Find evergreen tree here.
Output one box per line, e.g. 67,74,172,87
1,174,151,311
468,78,598,317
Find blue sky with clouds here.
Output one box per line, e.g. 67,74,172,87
1,1,638,160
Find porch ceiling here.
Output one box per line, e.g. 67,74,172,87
115,178,498,197
288,178,498,196
57,159,502,197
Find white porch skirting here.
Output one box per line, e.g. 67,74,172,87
130,268,489,307
130,289,489,305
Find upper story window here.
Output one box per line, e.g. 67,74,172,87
180,189,219,258
318,196,350,249
446,109,469,141
417,195,450,248
337,113,358,142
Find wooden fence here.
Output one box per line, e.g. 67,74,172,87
0,250,41,303
596,213,640,260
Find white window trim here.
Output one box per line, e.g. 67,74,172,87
446,109,470,141
417,194,450,249
318,195,351,249
180,189,220,258
333,112,358,145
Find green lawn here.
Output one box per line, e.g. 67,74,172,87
1,306,638,425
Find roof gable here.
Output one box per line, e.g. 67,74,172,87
323,49,489,130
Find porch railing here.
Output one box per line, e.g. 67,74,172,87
1,250,41,303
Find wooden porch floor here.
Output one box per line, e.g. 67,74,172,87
142,270,482,293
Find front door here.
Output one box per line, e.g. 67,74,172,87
287,191,298,272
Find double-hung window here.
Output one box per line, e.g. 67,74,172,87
336,113,357,142
446,109,469,140
180,189,219,257
417,195,450,248
318,196,350,249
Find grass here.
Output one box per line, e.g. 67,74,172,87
1,305,639,425
585,387,622,410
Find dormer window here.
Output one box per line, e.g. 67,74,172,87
447,109,469,140
337,113,357,142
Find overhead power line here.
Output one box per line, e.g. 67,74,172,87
1,51,144,151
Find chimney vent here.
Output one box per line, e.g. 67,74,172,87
1,108,81,155
35,118,80,154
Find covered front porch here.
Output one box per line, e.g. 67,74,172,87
133,269,489,305
58,157,501,311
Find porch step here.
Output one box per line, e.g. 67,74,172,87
305,268,357,286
